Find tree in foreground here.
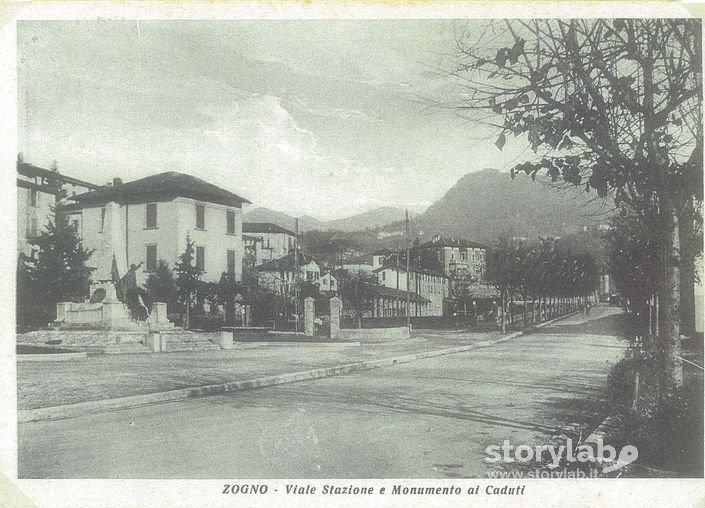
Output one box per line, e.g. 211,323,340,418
607,211,660,332
450,19,702,387
174,234,202,329
18,209,94,327
145,260,179,315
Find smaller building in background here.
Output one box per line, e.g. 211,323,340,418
317,271,338,294
17,160,98,257
243,222,295,266
340,248,394,274
418,235,487,279
257,252,337,296
373,264,448,317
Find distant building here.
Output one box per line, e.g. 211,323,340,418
257,252,337,295
317,271,338,294
340,263,375,274
368,285,430,318
418,235,488,279
371,248,393,269
17,160,98,256
373,264,448,316
66,171,250,286
242,222,295,266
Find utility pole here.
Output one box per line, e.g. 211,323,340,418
294,217,299,333
396,243,400,317
405,209,410,331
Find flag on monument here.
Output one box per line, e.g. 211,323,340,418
111,254,120,283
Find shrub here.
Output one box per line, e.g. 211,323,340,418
145,260,179,313
605,355,703,474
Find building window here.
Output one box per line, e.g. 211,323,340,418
100,207,106,232
226,210,235,235
196,204,205,229
196,246,205,272
146,244,157,272
71,219,79,233
146,203,157,229
29,218,38,237
30,189,38,207
227,249,236,275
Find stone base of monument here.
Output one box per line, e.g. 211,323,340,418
55,296,173,332
17,330,153,354
17,329,225,354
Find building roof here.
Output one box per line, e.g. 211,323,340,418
257,251,317,272
243,222,295,236
57,202,83,213
70,171,250,207
420,236,488,250
372,264,449,279
18,162,99,190
371,285,431,304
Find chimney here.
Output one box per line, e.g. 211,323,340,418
113,177,123,186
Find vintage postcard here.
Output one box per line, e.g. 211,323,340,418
2,1,704,507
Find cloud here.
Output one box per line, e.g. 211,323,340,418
287,96,381,123
18,20,523,220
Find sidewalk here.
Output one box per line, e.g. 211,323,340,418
18,328,504,411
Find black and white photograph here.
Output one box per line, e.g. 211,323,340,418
4,2,705,506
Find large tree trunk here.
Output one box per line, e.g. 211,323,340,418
500,290,506,333
679,198,696,337
184,292,190,330
660,208,683,388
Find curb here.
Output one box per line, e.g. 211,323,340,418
17,352,88,362
231,341,361,348
19,309,583,423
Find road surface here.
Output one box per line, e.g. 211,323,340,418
19,306,627,478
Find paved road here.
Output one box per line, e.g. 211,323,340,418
19,306,627,478
18,329,503,410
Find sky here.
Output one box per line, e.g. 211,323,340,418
18,20,529,219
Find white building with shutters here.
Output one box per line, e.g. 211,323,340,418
65,171,250,286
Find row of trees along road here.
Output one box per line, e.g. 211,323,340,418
485,237,600,333
450,19,702,387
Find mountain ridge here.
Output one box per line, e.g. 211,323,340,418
243,206,416,233
244,168,613,242
413,167,612,243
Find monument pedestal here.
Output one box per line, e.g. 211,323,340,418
55,282,173,331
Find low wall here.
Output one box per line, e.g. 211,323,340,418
17,329,221,354
339,326,409,342
18,352,88,362
17,330,145,346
